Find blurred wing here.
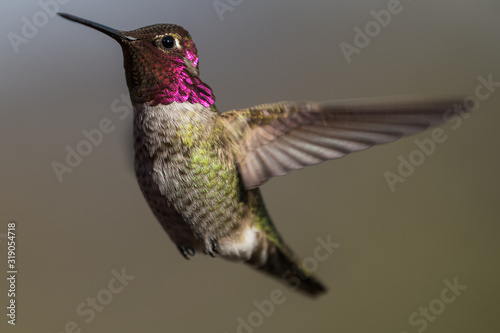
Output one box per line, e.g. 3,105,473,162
221,96,464,189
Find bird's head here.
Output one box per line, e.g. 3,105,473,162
58,13,215,107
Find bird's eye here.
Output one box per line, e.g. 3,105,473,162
161,36,175,49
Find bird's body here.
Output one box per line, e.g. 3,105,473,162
133,100,323,293
58,13,467,296
133,101,250,258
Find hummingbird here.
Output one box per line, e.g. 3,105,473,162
58,13,465,296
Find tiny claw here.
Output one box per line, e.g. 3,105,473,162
203,239,219,258
212,239,219,254
177,245,195,260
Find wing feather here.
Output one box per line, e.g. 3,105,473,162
221,96,465,189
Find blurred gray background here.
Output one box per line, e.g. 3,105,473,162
1,1,499,332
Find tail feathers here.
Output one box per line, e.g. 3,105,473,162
247,241,327,297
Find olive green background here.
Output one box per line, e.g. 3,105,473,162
1,1,499,332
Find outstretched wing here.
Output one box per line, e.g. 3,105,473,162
221,96,464,189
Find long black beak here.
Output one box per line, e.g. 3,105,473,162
57,13,137,41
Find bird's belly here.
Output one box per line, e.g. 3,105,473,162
134,141,252,255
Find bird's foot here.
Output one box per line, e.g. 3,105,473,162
177,245,195,260
203,239,219,258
